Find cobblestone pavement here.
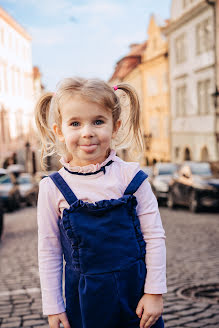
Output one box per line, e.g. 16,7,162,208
0,205,218,327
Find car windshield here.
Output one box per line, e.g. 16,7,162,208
17,176,31,184
157,165,177,175
0,175,11,184
190,163,212,176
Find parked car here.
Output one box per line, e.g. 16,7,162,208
141,166,153,183
0,168,7,178
0,173,21,212
167,161,219,212
17,173,38,207
7,164,25,178
151,162,178,203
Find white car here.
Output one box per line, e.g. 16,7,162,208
17,173,38,207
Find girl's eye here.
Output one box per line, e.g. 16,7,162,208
94,120,104,125
71,122,80,127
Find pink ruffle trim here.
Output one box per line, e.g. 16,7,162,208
59,150,116,173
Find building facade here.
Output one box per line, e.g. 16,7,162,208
164,0,218,163
140,15,171,165
0,7,35,169
109,43,146,161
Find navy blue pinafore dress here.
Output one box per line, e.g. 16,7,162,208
49,166,164,328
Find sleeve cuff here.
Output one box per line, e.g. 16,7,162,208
144,284,167,294
43,301,65,315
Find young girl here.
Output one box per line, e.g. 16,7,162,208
35,77,167,328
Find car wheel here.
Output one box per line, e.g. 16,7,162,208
14,192,21,210
27,194,37,207
7,197,15,212
167,191,176,209
189,191,199,213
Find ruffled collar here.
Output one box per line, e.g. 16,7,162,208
60,149,116,174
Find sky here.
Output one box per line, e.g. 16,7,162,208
1,0,172,91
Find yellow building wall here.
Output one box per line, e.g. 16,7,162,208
141,16,171,165
121,66,145,163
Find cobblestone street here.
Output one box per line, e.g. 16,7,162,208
0,205,218,328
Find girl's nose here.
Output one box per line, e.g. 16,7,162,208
81,124,94,138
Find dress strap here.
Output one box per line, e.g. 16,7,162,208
49,172,78,205
124,170,148,195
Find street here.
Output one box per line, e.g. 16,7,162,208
0,206,218,328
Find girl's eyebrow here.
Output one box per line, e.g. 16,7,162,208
66,117,80,124
93,115,108,120
67,115,108,123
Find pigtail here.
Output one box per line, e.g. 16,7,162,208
116,83,144,155
34,92,56,170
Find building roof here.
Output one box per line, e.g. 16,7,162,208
0,6,31,41
109,41,147,82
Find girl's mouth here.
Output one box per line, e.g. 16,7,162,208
79,144,98,153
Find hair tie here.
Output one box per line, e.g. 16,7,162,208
113,85,118,91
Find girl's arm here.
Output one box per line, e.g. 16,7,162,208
135,179,166,327
135,179,167,295
37,177,66,315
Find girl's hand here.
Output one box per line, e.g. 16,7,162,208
48,312,71,328
136,294,163,328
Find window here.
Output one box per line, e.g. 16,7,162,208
4,65,8,93
147,76,158,96
197,79,211,115
149,117,159,137
196,18,213,54
1,28,4,45
164,116,169,138
182,0,189,8
175,147,180,159
9,32,12,49
176,85,187,116
16,109,23,137
11,68,15,95
163,72,168,92
183,0,196,9
0,109,6,143
175,34,187,64
153,38,157,50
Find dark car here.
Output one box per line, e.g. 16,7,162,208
167,161,219,212
0,173,21,212
151,162,178,203
17,173,38,207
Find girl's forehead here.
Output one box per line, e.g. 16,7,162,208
60,95,112,118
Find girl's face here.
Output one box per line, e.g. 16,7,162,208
53,95,121,166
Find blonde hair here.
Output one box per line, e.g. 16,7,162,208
35,77,144,170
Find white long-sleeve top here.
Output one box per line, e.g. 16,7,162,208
37,150,167,315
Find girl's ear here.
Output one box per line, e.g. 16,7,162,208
112,120,121,139
53,123,65,142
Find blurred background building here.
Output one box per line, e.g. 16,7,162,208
0,7,44,172
1,0,219,172
109,0,219,166
140,15,170,166
164,0,217,163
